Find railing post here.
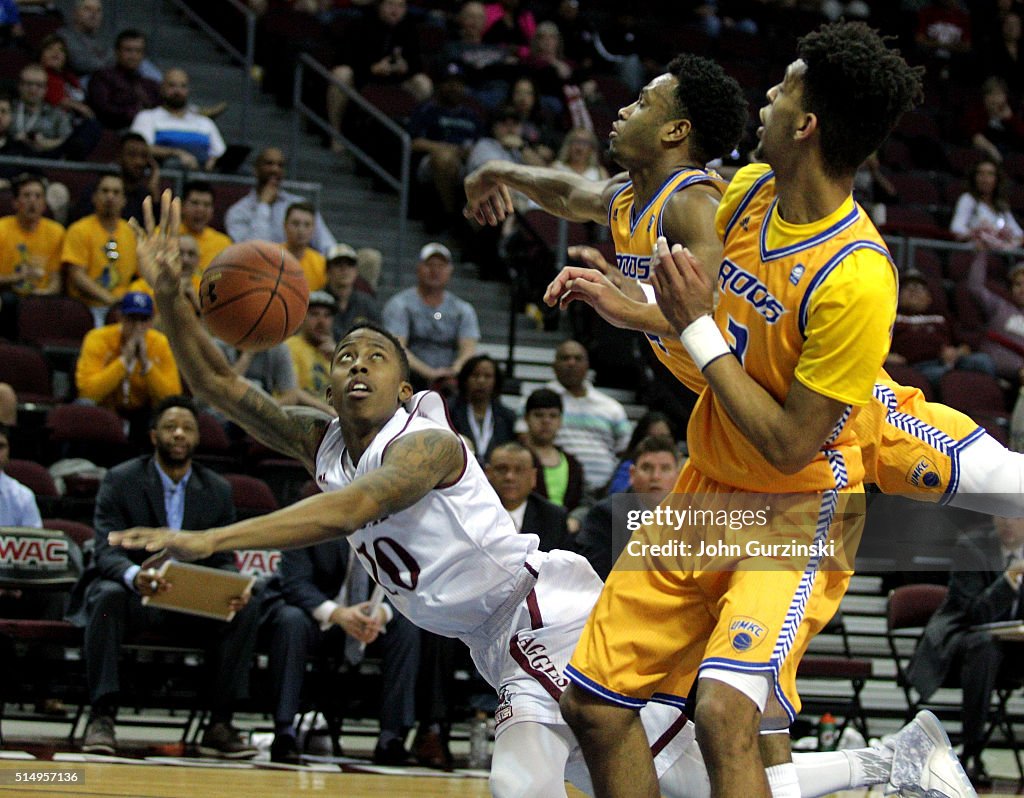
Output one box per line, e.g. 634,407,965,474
242,11,255,143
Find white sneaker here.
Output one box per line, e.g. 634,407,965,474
883,711,977,798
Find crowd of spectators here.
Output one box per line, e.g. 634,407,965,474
8,0,1024,775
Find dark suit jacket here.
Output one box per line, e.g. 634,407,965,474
264,539,371,614
449,398,517,464
573,492,647,581
531,446,585,511
519,492,570,553
66,455,237,625
906,528,1019,699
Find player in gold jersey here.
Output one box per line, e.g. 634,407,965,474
468,23,929,798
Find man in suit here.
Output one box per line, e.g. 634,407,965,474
258,538,420,764
485,441,570,552
907,516,1024,786
66,395,260,758
572,436,681,581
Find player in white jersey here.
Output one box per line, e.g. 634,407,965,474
112,192,972,798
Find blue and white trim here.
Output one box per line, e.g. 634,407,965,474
797,241,893,336
564,664,648,709
723,169,775,244
759,199,861,263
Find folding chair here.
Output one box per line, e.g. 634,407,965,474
797,612,873,739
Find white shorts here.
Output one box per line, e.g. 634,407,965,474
470,549,694,779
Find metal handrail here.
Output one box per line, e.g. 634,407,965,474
152,0,257,143
902,236,1024,271
291,53,409,266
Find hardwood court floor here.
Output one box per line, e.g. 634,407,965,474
1,764,1020,798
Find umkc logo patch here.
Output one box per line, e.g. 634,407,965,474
906,456,941,489
729,616,768,652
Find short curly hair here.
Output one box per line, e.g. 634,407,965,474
666,54,748,165
797,22,924,178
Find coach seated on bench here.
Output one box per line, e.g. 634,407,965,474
258,538,420,764
66,395,261,758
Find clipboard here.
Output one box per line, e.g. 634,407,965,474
141,561,255,621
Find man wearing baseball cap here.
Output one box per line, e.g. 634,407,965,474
75,290,182,441
286,290,341,401
325,243,381,338
382,242,479,392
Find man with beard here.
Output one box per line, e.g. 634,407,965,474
130,69,225,172
65,395,261,759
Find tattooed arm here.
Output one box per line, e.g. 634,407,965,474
110,430,466,559
132,191,330,471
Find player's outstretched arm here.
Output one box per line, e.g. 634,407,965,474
131,191,330,470
464,162,624,226
110,429,464,557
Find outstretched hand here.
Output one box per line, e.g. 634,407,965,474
128,190,183,298
108,526,214,563
649,236,715,335
566,245,646,302
464,167,514,226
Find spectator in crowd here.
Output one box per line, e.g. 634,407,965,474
69,132,160,224
11,64,75,158
58,0,112,79
0,0,23,48
906,516,1024,788
75,291,183,442
382,242,480,393
983,10,1024,99
505,76,559,162
449,353,516,463
324,243,381,337
284,202,327,292
0,383,15,427
853,151,898,227
130,69,226,171
62,174,138,326
968,250,1024,382
326,0,432,153
66,395,260,758
0,422,41,527
407,63,484,230
522,387,584,511
465,104,548,177
605,410,676,495
482,0,536,55
965,76,1024,164
225,146,337,254
540,339,631,498
178,180,231,272
0,92,33,176
285,290,336,402
887,270,995,389
441,0,519,110
572,435,680,580
950,158,1023,250
258,538,420,764
86,29,160,130
217,339,335,417
39,34,95,122
0,173,64,297
485,440,570,551
915,0,972,78
554,126,607,180
522,20,579,115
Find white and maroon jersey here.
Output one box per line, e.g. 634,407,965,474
314,391,540,639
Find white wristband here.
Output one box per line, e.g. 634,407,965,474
679,315,731,371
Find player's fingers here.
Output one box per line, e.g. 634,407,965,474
142,195,155,235
128,217,144,242
500,185,514,214
169,196,182,235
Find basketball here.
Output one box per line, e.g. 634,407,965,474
199,241,309,351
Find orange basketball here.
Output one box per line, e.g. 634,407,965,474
199,241,309,351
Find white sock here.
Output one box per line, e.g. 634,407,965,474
792,746,893,797
766,762,801,798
